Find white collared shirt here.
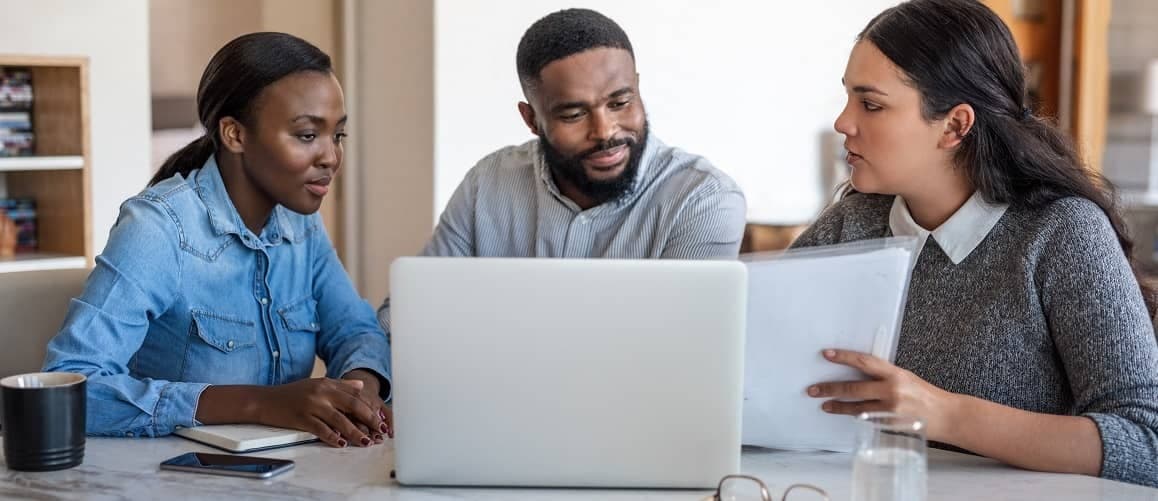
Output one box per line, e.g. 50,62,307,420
889,192,1009,264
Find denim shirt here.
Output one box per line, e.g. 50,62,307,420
43,157,391,437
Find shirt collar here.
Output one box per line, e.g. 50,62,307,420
193,156,297,245
535,134,661,213
889,191,1008,264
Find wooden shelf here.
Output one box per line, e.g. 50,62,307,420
0,156,84,172
0,55,92,268
0,252,86,273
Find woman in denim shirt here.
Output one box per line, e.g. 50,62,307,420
44,33,391,449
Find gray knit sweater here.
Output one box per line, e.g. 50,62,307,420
791,193,1158,487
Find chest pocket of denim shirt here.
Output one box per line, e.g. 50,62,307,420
187,310,258,383
277,296,320,379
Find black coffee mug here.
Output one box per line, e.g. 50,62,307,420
1,372,86,471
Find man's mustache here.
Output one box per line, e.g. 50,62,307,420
577,136,636,160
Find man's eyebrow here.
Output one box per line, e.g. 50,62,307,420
549,88,635,114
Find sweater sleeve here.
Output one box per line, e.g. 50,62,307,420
1035,198,1158,487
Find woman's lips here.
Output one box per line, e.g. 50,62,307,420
306,176,332,197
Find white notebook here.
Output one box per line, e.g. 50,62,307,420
173,424,318,453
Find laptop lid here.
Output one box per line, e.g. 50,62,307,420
389,257,746,488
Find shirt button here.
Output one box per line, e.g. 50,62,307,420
310,322,319,329
226,340,236,349
272,350,280,358
126,432,135,438
578,216,588,224
260,297,269,305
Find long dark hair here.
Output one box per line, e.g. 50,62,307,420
149,32,332,187
857,0,1156,315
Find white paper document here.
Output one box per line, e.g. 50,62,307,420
741,238,918,452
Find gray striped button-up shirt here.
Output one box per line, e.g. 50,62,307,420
376,135,746,329
421,134,747,259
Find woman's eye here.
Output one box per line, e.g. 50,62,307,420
862,101,882,112
297,134,317,142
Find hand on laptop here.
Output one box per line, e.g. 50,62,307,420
806,349,956,441
254,377,388,448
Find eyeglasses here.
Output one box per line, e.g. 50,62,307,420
703,474,829,501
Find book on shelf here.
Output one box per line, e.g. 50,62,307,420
0,198,36,252
0,68,33,110
0,67,34,157
0,131,34,157
0,112,31,130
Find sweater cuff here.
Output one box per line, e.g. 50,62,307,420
1085,412,1138,483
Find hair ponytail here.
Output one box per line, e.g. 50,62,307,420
148,134,216,187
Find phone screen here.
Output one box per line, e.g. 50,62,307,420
161,452,293,477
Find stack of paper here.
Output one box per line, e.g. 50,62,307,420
741,238,918,452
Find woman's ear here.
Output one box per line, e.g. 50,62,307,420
219,117,246,154
939,103,975,149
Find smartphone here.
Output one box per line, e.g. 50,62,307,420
159,452,294,479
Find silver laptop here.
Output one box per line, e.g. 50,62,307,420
389,257,747,488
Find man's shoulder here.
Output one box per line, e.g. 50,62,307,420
645,139,742,200
469,139,540,179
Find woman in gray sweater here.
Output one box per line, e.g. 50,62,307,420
794,0,1158,487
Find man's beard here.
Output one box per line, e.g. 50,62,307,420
540,121,649,206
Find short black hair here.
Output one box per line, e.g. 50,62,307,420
516,8,634,89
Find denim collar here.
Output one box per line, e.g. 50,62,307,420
192,156,298,246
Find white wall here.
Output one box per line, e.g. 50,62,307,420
0,0,152,255
435,0,896,224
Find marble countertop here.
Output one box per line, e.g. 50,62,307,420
1,437,1154,500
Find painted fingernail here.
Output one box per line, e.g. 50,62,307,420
337,438,348,448
379,409,386,419
374,434,384,442
360,436,371,446
380,422,389,433
808,386,820,396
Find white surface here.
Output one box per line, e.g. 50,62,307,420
742,242,916,451
0,253,86,274
0,0,151,257
388,257,747,488
433,0,897,225
2,437,1153,499
0,156,84,171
